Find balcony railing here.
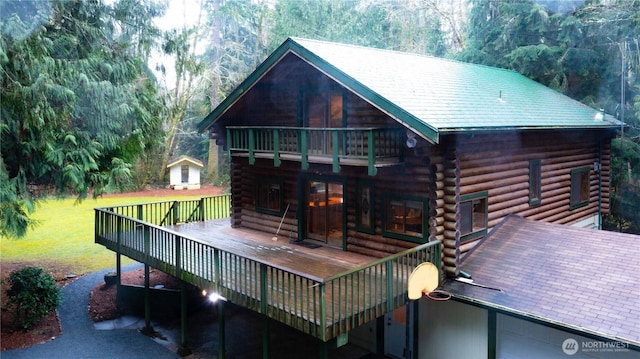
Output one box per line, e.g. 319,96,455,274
227,127,404,175
94,195,442,342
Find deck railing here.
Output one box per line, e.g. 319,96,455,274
227,126,404,175
95,195,441,341
103,194,231,226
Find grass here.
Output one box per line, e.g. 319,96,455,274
0,195,204,275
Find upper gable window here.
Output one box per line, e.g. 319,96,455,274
460,192,488,241
306,90,343,128
529,160,541,206
570,167,590,209
256,177,283,215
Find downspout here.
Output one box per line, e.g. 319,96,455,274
597,137,603,230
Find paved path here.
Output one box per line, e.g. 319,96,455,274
3,265,180,359
3,265,377,359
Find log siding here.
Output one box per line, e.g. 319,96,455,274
434,130,613,275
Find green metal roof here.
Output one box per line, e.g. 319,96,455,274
199,37,618,143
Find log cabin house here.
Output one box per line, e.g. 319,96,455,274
198,37,618,277
95,38,635,358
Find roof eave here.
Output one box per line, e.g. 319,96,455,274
439,124,620,135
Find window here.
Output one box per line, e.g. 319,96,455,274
383,195,427,243
356,180,375,234
256,178,283,215
570,167,590,209
306,90,343,128
460,192,488,241
529,160,541,206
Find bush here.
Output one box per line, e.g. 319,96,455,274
5,266,61,329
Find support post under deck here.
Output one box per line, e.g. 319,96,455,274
218,300,226,358
177,281,192,356
140,263,154,335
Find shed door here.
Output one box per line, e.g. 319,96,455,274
181,165,189,183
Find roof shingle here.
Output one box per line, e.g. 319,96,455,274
441,215,640,346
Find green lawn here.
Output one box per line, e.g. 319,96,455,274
0,195,204,275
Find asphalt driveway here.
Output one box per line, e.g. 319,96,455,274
2,265,180,359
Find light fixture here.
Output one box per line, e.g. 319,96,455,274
406,130,417,148
202,289,226,303
594,109,605,121
208,293,226,303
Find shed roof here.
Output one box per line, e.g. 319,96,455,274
441,215,640,347
166,155,203,169
199,38,618,143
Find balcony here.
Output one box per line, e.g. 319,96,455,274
227,127,404,175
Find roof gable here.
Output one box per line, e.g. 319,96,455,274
167,156,203,169
442,215,640,346
199,38,618,143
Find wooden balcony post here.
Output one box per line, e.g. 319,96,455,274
273,129,281,167
368,129,377,176
249,128,255,165
332,130,341,173
301,130,309,170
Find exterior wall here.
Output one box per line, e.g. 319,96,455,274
497,313,637,359
229,153,439,256
438,130,612,275
417,304,637,359
418,299,488,359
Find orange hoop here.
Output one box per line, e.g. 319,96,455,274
426,289,451,301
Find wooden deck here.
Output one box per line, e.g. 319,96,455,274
166,220,376,280
94,197,441,342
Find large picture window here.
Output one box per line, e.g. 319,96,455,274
383,195,427,243
460,192,488,241
570,167,590,209
256,178,283,215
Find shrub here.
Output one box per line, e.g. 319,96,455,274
5,266,61,329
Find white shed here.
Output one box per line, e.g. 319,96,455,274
166,156,203,190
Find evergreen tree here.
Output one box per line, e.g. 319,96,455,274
0,0,164,237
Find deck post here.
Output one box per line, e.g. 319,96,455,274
218,300,226,359
177,281,192,356
116,216,122,286
140,227,154,335
260,264,270,358
319,340,328,359
262,315,270,359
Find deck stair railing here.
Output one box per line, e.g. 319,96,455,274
95,195,441,342
227,126,404,175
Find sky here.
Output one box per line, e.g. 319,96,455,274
151,0,203,90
